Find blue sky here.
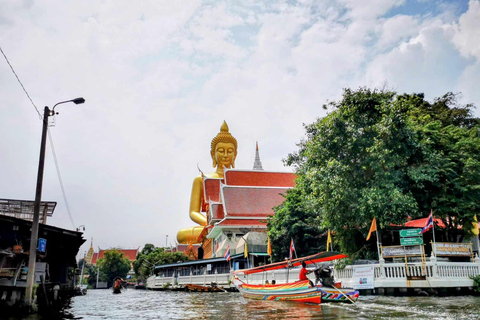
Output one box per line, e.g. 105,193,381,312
1,0,479,256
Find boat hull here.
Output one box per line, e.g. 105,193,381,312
237,280,359,304
238,280,322,304
318,287,359,303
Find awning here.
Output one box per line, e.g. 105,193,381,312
233,251,347,275
214,237,237,257
235,232,267,255
405,217,446,228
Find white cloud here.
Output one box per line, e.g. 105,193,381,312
453,0,480,59
0,0,478,256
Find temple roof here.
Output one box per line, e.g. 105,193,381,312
91,248,139,265
224,170,296,187
222,186,290,217
203,178,222,203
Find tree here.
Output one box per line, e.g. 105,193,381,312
96,250,131,287
268,88,480,257
133,244,189,280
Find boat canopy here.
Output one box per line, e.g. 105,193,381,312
233,251,347,275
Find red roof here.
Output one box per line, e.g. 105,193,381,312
405,217,446,228
222,186,289,216
215,218,268,227
204,178,222,203
224,170,296,187
209,202,224,221
91,248,139,265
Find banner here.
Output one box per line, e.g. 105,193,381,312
382,245,423,258
352,265,375,289
433,243,472,257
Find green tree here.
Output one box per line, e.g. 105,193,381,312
96,250,131,287
133,245,189,280
269,88,480,258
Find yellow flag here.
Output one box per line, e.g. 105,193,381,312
472,215,479,236
267,237,272,256
244,241,248,258
366,217,377,241
326,230,332,252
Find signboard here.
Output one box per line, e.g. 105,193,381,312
382,245,423,257
38,238,47,253
433,243,472,257
400,237,424,246
352,266,375,290
399,229,421,238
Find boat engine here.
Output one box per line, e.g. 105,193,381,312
314,267,335,287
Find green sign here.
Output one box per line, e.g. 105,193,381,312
400,229,422,238
400,237,424,246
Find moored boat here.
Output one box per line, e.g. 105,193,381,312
233,251,359,304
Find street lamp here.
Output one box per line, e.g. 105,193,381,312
24,97,85,306
143,259,163,276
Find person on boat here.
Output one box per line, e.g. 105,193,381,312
271,280,276,284
265,280,269,285
300,261,315,287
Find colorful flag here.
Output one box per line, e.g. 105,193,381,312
244,241,248,258
366,217,377,241
267,237,272,256
289,238,295,260
224,246,231,262
472,215,479,236
421,211,434,234
326,230,332,252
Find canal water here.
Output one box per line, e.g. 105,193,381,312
4,289,480,319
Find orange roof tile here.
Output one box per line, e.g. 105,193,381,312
222,186,289,216
224,170,296,187
215,218,268,227
91,248,138,264
204,178,222,203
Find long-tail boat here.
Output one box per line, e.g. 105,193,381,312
233,251,359,304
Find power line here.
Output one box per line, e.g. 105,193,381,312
0,44,77,229
48,128,76,230
0,45,42,119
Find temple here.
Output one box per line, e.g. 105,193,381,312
176,122,296,266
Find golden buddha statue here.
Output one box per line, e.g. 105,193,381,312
176,121,238,244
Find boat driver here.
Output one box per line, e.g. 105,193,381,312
299,261,314,287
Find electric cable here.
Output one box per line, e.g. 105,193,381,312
48,128,76,230
0,45,42,119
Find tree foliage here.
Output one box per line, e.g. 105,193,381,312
268,88,480,258
133,244,189,280
96,250,132,286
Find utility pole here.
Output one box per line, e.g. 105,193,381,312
24,98,85,306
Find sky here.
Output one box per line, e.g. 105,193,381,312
1,0,479,258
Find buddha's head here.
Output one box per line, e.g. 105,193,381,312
211,121,238,169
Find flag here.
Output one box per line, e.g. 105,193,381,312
289,238,295,260
244,241,248,258
421,211,434,234
326,230,332,252
472,215,479,236
224,246,231,262
267,237,272,256
366,217,377,241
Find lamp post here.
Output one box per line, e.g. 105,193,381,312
143,259,163,276
24,97,85,306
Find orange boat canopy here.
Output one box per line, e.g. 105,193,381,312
233,251,347,275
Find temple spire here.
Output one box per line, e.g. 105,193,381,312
253,141,264,170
